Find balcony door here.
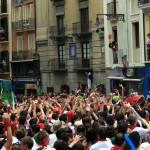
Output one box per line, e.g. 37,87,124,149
82,42,90,68
57,15,64,35
58,45,65,68
80,8,89,33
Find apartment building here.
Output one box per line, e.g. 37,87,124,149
102,0,145,95
36,0,105,93
11,0,41,95
0,0,11,79
138,0,150,97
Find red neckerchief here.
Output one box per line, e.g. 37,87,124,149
99,138,107,141
38,137,48,147
111,145,123,150
128,125,136,130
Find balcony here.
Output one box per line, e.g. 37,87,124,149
12,20,23,32
49,26,67,44
23,18,35,31
50,0,65,6
11,59,40,78
72,21,92,41
12,18,35,32
50,58,67,72
13,0,23,6
74,58,92,72
138,0,150,9
12,50,39,61
0,59,9,73
0,29,8,43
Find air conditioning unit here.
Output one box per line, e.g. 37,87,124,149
118,49,127,58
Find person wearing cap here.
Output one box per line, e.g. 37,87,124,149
51,120,66,134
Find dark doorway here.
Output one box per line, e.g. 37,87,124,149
27,89,37,95
60,84,70,94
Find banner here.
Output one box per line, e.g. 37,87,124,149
69,43,77,60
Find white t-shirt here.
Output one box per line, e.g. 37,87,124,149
90,141,113,150
1,146,7,150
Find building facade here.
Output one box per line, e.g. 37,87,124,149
11,0,41,95
0,0,11,79
138,0,150,97
37,0,105,93
102,0,145,95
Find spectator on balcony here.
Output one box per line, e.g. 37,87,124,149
77,82,82,92
146,33,150,60
109,41,118,64
0,27,6,40
2,60,7,72
86,72,92,89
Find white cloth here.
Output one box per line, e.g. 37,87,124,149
12,136,20,145
90,141,113,150
132,127,149,139
87,78,91,89
49,134,57,148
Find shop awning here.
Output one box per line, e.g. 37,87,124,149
107,76,141,82
123,78,141,82
107,76,124,80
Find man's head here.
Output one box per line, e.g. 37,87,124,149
128,114,137,125
20,136,33,150
115,133,125,147
98,126,107,140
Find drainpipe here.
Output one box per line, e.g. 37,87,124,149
34,0,37,53
125,0,129,66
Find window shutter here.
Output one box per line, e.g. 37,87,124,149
30,4,34,18
12,9,15,22
17,36,23,51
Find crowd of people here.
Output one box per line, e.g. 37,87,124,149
1,84,150,150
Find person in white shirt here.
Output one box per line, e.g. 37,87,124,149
90,126,113,150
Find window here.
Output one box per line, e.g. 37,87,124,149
17,36,23,51
28,34,35,50
26,4,34,19
58,45,65,67
82,42,90,68
134,22,140,48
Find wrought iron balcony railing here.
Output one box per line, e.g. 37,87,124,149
138,0,150,6
23,18,35,30
12,20,23,31
74,58,92,70
72,21,92,35
49,26,66,37
50,58,67,71
12,18,35,31
12,50,38,61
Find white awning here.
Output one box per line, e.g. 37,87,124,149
123,78,141,82
107,76,124,80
